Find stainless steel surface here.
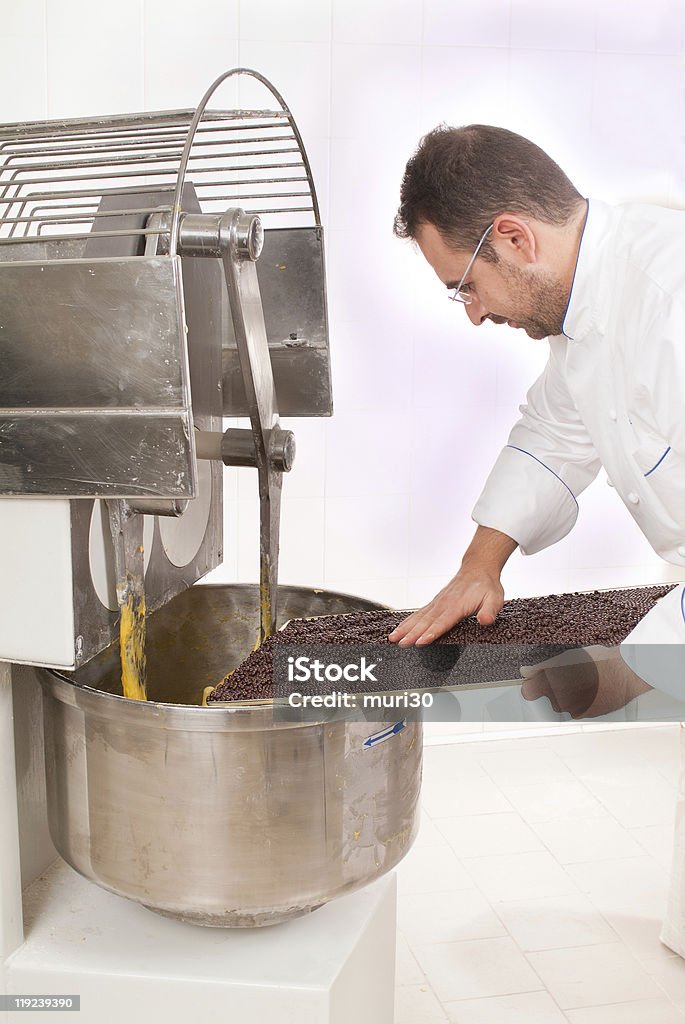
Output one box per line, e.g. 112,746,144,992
219,209,283,641
194,429,225,462
196,426,292,470
0,68,332,424
0,256,197,498
105,499,146,692
128,498,188,517
106,500,144,604
223,226,332,417
0,69,331,662
0,175,224,665
72,463,219,669
67,183,222,663
41,584,422,927
179,202,289,641
270,427,296,472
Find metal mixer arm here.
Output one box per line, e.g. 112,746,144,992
179,209,291,644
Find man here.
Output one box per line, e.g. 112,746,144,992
389,124,685,952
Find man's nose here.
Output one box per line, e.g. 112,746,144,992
465,296,488,326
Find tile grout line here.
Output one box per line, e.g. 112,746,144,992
400,729,683,1018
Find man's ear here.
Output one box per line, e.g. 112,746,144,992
491,214,537,263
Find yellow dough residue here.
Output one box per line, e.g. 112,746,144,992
119,589,147,702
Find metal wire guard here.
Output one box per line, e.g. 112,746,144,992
0,68,320,254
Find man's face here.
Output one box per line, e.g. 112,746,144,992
415,220,569,340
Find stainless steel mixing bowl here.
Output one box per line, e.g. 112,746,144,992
41,584,422,927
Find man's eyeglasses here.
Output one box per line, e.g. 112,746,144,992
448,224,493,305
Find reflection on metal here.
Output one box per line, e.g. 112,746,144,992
42,585,422,927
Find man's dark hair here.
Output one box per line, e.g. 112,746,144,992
394,124,583,261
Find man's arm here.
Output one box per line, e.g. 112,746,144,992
473,338,602,557
388,525,517,646
391,340,601,646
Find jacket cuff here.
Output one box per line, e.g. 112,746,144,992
472,445,579,555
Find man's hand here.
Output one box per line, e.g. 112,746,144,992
520,646,653,719
388,568,505,646
388,525,518,646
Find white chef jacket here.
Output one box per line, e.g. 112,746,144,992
471,198,685,696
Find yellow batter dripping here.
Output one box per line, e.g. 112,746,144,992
119,588,147,701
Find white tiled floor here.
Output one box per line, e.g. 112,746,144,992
395,724,685,1023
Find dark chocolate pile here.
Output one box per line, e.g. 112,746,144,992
208,584,674,703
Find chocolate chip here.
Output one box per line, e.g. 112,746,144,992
207,585,674,703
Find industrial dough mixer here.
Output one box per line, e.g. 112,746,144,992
0,69,421,1020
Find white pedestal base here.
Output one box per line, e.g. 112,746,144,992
3,860,397,1024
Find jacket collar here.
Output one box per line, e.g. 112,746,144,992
561,198,615,342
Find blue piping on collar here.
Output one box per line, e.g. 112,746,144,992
681,585,685,625
505,445,579,509
561,198,590,342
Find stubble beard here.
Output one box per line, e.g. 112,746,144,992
497,262,570,340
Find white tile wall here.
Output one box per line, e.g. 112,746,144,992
326,319,413,416
332,0,423,47
5,0,44,35
509,0,598,52
238,40,331,139
591,54,685,200
280,500,326,586
3,2,684,712
0,31,47,122
595,0,685,54
240,0,331,43
279,417,326,499
324,493,409,579
324,411,408,497
507,50,596,149
46,0,142,38
143,0,239,110
419,45,511,133
47,0,144,117
422,0,511,48
331,43,422,144
47,38,144,117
